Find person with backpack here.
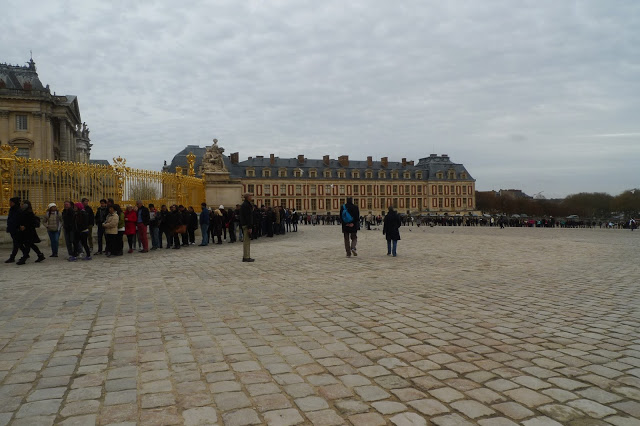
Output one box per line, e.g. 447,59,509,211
341,197,360,258
16,200,46,265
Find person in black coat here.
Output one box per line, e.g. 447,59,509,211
16,200,45,265
179,205,189,246
383,206,402,257
187,206,198,245
4,197,21,263
169,205,182,249
341,197,360,257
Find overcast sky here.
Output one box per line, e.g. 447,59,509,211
3,0,639,198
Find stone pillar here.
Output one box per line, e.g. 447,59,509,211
59,119,69,161
0,111,9,145
204,171,243,208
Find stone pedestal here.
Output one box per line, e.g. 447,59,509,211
204,171,243,209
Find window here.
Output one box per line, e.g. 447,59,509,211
392,185,398,195
325,199,331,211
378,170,386,179
380,185,386,195
264,199,271,207
338,170,346,178
461,172,467,179
325,184,331,194
264,184,271,195
246,169,255,177
310,185,316,195
463,198,467,206
462,186,467,195
339,185,345,195
381,197,386,207
367,199,372,210
391,171,399,179
366,170,373,179
278,168,287,177
294,169,302,178
438,198,443,208
403,172,411,179
436,172,443,179
296,199,302,211
353,185,359,195
311,199,317,211
417,185,422,195
247,184,255,193
262,169,271,177
15,147,30,158
280,184,286,194
416,172,422,179
405,185,410,195
324,169,332,178
367,185,372,195
295,185,302,195
451,185,455,193
281,199,286,207
438,185,443,195
16,115,27,131
448,170,456,179
352,170,360,178
309,169,317,178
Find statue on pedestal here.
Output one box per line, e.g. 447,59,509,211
202,139,228,173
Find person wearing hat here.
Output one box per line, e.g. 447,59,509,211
4,197,22,263
43,202,63,257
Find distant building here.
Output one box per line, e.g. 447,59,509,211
0,58,91,162
165,147,476,215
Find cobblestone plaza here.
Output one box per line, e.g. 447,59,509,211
0,226,638,425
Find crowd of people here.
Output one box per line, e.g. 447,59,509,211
3,195,299,265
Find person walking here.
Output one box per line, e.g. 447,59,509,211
199,203,210,246
73,202,92,261
136,200,150,252
62,200,78,259
383,206,401,257
16,200,46,265
240,193,254,262
341,197,360,257
4,197,22,263
43,203,62,257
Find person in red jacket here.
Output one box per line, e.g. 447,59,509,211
124,205,138,253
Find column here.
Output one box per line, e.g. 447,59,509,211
59,119,69,161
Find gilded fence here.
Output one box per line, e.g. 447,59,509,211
0,145,205,214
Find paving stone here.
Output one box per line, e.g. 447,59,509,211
305,409,346,426
335,400,370,415
389,412,427,426
262,408,304,426
567,398,617,418
60,399,100,417
104,390,137,405
15,399,62,418
141,392,176,408
429,386,465,403
221,408,261,425
408,398,450,416
477,418,518,426
58,414,98,426
353,385,391,401
214,391,252,411
294,396,329,411
451,399,496,418
26,387,67,402
182,406,218,425
348,412,387,426
492,401,535,420
431,413,475,426
371,400,407,414
521,417,564,426
504,387,553,408
537,403,585,422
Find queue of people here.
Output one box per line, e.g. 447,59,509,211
3,194,299,265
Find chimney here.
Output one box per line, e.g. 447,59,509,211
367,156,373,167
248,156,252,160
256,155,264,159
381,157,388,168
408,160,414,166
297,155,305,165
402,158,407,167
323,155,330,166
338,155,349,167
230,152,239,164
270,154,275,165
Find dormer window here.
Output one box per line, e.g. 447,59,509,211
324,169,332,178
278,168,287,177
436,172,444,179
403,171,411,179
460,172,467,179
294,169,302,178
262,169,271,177
365,170,373,179
448,170,456,179
378,170,386,179
416,172,423,179
246,168,255,177
352,170,360,179
337,170,346,178
391,171,399,179
309,169,318,178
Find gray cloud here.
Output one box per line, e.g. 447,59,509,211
2,0,639,197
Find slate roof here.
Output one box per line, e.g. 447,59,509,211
165,146,474,182
0,59,46,91
89,159,110,166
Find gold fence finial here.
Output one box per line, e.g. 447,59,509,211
186,152,196,176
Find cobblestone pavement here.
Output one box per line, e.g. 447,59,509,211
0,225,639,426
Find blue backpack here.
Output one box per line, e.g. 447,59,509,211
341,204,353,223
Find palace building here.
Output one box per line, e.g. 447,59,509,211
166,147,476,215
0,58,91,162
